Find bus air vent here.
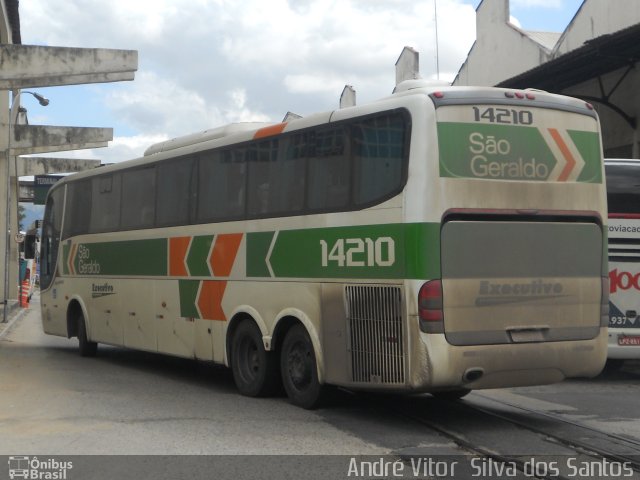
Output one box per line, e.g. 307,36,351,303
345,285,405,385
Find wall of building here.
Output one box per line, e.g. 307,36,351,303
554,0,640,56
453,0,552,86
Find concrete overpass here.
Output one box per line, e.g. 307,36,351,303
0,0,138,319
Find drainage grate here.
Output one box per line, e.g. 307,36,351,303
345,285,405,385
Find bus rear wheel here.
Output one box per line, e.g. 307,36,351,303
231,320,279,397
77,311,97,357
281,324,325,409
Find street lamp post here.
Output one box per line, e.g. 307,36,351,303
2,90,49,323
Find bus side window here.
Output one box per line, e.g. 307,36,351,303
90,174,122,233
63,179,92,239
157,156,195,227
40,187,64,289
121,166,156,230
352,112,407,206
197,149,247,223
307,127,349,211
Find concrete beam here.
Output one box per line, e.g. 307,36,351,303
17,157,101,176
11,142,108,156
5,124,112,155
0,45,137,89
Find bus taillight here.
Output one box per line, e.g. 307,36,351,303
419,280,444,332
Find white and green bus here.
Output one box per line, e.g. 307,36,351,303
40,82,608,408
605,159,640,366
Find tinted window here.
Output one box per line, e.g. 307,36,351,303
89,174,121,232
53,109,410,235
157,157,195,226
198,149,246,222
307,127,350,210
63,180,91,239
40,186,65,289
247,139,305,217
352,112,407,206
121,167,156,230
605,163,640,214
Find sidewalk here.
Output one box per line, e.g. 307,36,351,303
0,295,35,339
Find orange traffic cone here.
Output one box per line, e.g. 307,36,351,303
19,279,29,307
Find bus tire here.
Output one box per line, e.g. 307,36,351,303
281,324,325,409
432,388,471,401
231,320,279,397
604,359,625,372
77,311,98,357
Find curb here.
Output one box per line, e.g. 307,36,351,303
0,305,30,340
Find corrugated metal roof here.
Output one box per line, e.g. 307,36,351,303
498,23,640,92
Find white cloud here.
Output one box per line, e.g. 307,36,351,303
19,0,477,158
510,15,523,28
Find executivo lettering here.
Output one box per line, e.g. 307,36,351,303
476,279,566,306
92,282,115,299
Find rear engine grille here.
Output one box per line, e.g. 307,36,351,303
609,237,640,263
345,285,405,385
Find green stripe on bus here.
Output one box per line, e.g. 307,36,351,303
179,280,200,318
186,235,214,276
246,231,275,277
62,242,70,275
72,239,167,276
246,223,440,280
570,129,603,183
65,223,440,280
437,123,601,183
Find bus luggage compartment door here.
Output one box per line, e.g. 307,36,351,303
440,218,603,346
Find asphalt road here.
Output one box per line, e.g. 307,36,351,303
0,299,457,456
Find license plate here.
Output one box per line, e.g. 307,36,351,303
618,335,640,346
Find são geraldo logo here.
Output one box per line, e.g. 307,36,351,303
609,269,640,294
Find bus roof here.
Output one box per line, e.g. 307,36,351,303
51,84,599,191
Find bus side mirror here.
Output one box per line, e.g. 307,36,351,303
24,234,37,259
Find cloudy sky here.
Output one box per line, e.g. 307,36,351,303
18,0,583,164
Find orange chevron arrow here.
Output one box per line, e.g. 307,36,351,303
548,128,576,182
209,233,243,277
67,243,77,275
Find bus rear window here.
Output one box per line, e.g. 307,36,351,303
605,163,640,214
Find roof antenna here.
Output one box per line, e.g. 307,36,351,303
434,0,440,80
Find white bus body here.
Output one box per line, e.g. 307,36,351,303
605,159,640,361
40,84,608,407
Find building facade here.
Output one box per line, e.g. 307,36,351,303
454,0,640,158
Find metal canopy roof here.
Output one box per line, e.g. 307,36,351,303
497,23,640,91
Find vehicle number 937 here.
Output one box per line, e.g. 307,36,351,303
320,237,395,268
610,316,627,326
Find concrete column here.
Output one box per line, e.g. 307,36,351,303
0,90,12,313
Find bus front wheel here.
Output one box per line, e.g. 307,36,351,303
280,324,325,409
77,312,98,357
230,320,279,397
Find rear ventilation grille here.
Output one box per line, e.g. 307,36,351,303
345,285,405,385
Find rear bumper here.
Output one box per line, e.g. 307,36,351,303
412,327,607,391
607,328,640,359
